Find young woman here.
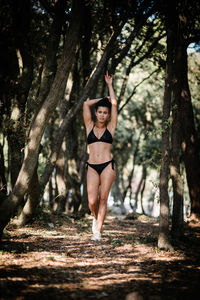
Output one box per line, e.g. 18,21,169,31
83,71,118,241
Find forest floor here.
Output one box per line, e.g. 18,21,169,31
0,211,200,300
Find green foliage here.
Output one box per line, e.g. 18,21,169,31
139,233,157,244
48,255,55,261
125,233,136,247
111,238,124,246
76,219,90,232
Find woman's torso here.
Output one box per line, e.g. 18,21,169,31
87,123,113,164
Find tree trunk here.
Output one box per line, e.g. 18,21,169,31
140,165,147,215
16,162,41,226
158,6,174,251
81,0,92,86
179,47,200,221
7,0,33,188
170,36,184,238
55,140,67,213
134,167,145,213
0,0,82,239
48,177,54,209
118,59,134,109
122,134,140,203
36,0,66,107
0,144,7,194
66,156,82,213
112,167,126,214
80,175,90,215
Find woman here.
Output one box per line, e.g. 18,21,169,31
83,71,118,241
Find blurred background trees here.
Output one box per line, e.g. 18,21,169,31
0,0,200,249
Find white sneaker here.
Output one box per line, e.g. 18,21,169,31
92,217,98,234
91,231,101,241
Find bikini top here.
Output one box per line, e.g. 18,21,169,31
87,125,113,144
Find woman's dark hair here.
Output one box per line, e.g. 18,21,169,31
95,97,111,111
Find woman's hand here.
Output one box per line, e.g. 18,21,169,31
105,71,113,86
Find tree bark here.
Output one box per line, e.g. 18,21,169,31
0,144,7,195
112,167,126,214
140,165,147,215
16,162,41,226
179,47,200,221
170,111,184,238
168,2,200,222
7,0,33,188
158,5,174,250
134,168,145,213
36,0,66,107
55,140,67,213
81,0,92,86
122,134,140,203
0,0,82,239
170,32,184,238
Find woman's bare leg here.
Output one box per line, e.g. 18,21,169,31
87,166,100,219
97,163,116,232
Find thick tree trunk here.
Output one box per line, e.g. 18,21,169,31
0,0,82,239
81,0,92,86
16,163,41,226
179,48,200,221
158,9,174,250
37,0,66,107
7,129,24,188
66,154,82,213
170,122,184,238
7,0,33,188
170,40,184,238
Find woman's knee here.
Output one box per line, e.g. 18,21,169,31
99,196,108,205
88,197,97,211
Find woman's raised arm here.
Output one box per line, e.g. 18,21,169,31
83,98,101,128
105,71,117,132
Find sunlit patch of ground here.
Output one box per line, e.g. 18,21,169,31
0,214,200,299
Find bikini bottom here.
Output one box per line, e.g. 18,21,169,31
86,159,115,175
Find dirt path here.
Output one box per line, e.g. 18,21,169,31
0,213,200,300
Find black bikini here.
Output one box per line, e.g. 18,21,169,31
86,125,114,175
87,126,113,144
86,159,115,175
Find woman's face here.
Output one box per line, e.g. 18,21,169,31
95,106,110,123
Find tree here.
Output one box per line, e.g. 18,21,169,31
0,0,33,188
168,0,200,223
158,1,174,251
158,0,200,248
0,0,83,238
169,4,188,238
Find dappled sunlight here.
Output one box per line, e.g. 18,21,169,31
1,215,199,299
